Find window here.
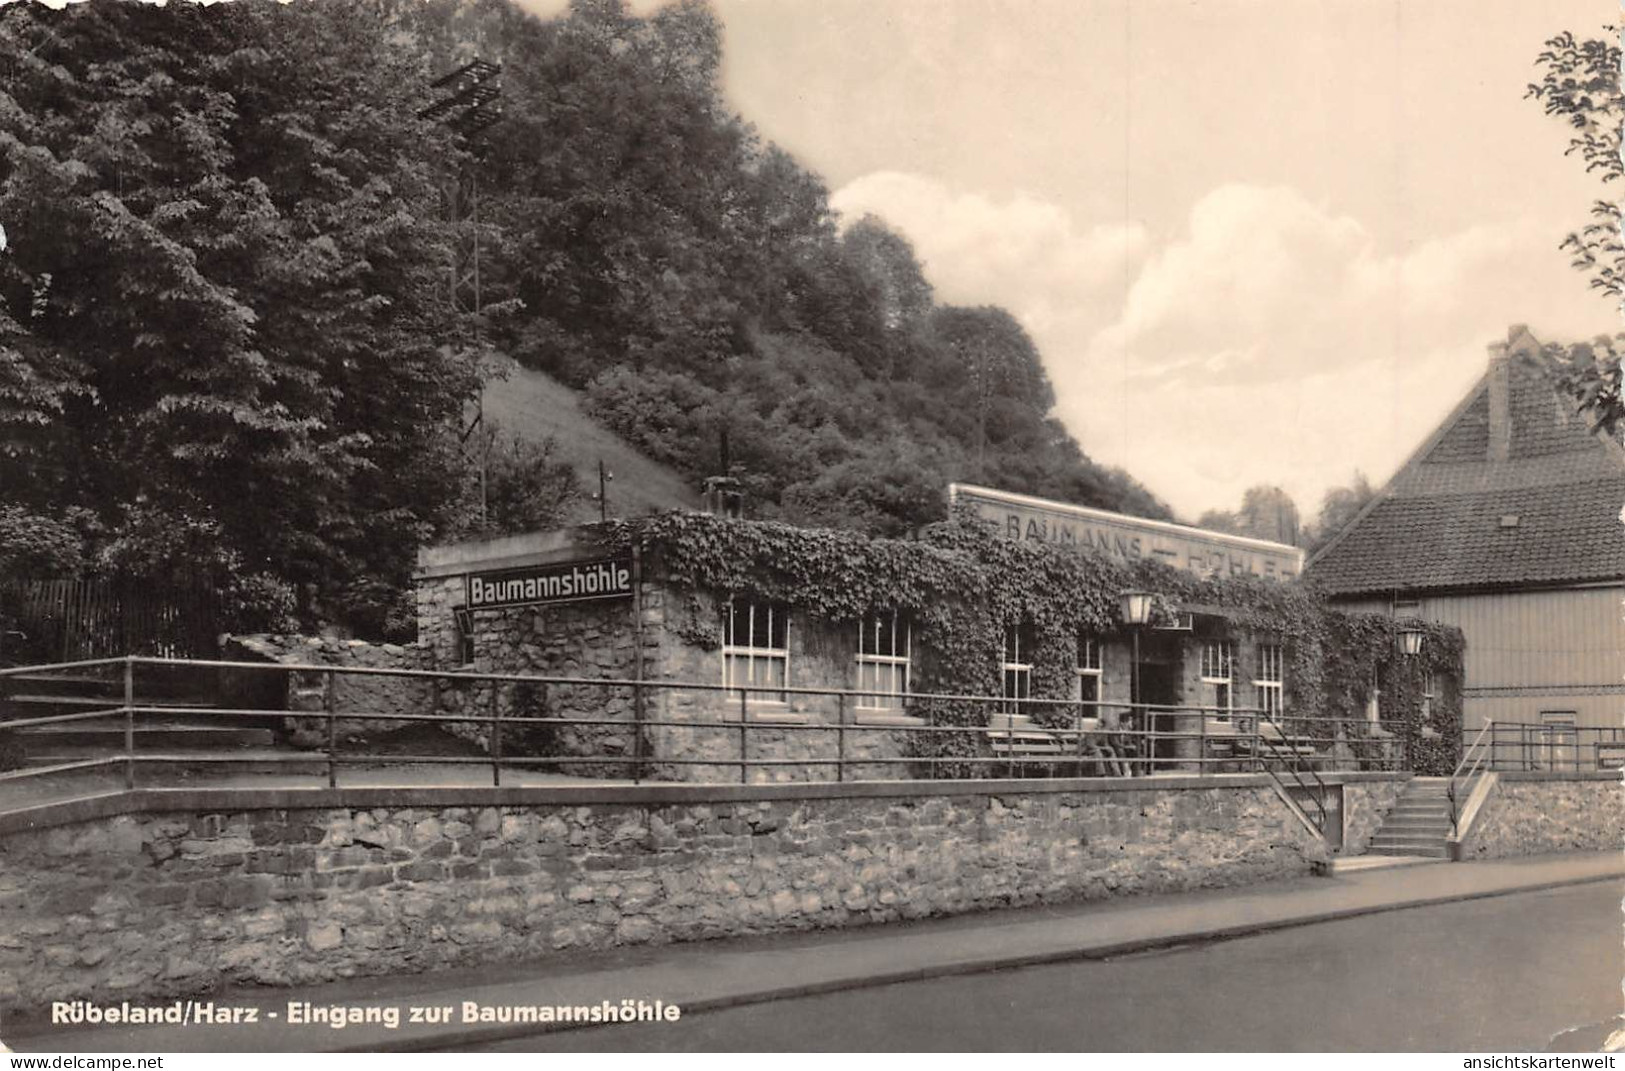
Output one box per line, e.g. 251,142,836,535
722,601,789,703
1075,634,1103,707
1365,672,1381,724
453,607,475,667
1253,643,1284,720
1002,624,1034,713
1420,671,1436,723
1200,640,1233,720
856,612,911,711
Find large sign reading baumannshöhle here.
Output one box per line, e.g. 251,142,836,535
466,558,634,610
950,483,1305,580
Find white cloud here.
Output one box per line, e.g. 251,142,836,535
830,171,1147,333
833,172,1618,520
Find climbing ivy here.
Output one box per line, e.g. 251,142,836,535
601,511,1465,775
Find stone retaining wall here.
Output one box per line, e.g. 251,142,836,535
1341,777,1406,855
1458,772,1623,858
0,777,1327,1006
221,636,431,748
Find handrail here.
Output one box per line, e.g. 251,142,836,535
1253,708,1329,834
1447,719,1493,836
0,654,1400,797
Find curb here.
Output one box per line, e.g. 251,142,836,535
358,866,1623,1053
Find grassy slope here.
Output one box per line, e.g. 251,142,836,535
480,362,700,524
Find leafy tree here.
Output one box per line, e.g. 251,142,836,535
455,424,581,540
1196,485,1301,545
0,0,477,630
1527,28,1625,439
0,0,1177,639
1306,471,1377,555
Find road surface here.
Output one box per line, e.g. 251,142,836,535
473,881,1624,1052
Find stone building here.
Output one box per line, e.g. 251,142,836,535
416,496,1449,783
1308,325,1625,750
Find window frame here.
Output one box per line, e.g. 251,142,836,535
1001,623,1034,715
721,599,791,706
1075,634,1103,709
453,606,476,667
855,611,912,712
1252,642,1284,722
1200,639,1234,721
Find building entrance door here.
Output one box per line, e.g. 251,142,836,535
1132,662,1182,769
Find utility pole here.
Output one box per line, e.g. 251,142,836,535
593,460,614,523
420,59,502,527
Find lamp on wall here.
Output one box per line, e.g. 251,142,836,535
1397,623,1424,657
1119,591,1154,774
1119,590,1155,627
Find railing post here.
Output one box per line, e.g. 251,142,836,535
836,692,846,783
490,681,501,788
325,669,337,789
1198,708,1207,776
632,680,644,785
739,687,748,785
1075,701,1085,775
123,656,135,790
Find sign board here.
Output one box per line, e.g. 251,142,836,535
950,483,1305,581
466,557,634,610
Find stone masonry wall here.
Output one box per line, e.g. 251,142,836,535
648,590,914,783
437,597,650,773
221,636,432,748
1458,774,1624,859
0,780,1327,1005
1340,777,1406,855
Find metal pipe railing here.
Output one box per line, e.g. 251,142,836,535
0,655,1449,795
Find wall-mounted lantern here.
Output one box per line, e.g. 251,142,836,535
1119,590,1155,627
1397,623,1425,657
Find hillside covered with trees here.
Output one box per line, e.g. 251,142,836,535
0,0,1168,636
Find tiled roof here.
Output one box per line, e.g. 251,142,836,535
1309,344,1625,595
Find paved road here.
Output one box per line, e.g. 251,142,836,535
475,882,1625,1052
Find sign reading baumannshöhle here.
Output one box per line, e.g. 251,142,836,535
466,558,634,610
950,483,1305,581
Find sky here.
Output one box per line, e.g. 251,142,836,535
526,0,1622,522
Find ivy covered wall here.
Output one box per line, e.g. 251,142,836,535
600,510,1466,775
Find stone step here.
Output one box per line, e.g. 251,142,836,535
1378,822,1456,838
1370,835,1449,851
15,722,277,750
1367,843,1449,858
1329,855,1441,873
0,673,123,699
24,749,330,778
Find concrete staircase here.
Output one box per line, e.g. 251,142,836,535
1368,776,1453,858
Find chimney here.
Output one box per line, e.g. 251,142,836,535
1486,339,1511,462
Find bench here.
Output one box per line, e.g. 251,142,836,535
1597,742,1625,770
986,713,1128,775
986,712,1067,757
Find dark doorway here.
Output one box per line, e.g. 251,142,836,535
1132,661,1182,766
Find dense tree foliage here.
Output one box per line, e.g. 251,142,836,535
1196,485,1302,547
0,0,480,631
1305,472,1377,556
395,0,1170,533
1527,28,1624,440
0,0,1168,636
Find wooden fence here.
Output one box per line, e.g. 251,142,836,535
0,579,218,662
